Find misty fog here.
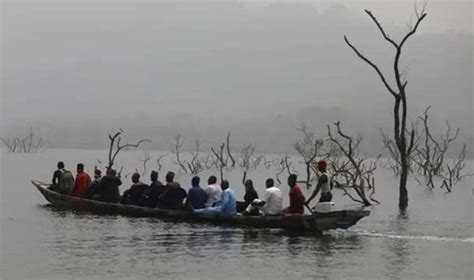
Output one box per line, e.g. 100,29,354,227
1,0,472,155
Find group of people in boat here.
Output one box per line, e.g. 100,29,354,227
48,160,332,216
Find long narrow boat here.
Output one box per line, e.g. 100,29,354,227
32,180,369,232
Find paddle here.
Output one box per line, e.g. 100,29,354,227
304,202,315,215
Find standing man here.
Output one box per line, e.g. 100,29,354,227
283,174,305,215
306,160,332,205
72,163,91,197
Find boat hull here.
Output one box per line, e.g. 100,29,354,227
32,180,369,232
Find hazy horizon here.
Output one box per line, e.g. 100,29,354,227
2,0,473,155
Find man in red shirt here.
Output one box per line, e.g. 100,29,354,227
283,174,305,215
72,163,91,197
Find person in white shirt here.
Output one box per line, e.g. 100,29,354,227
245,178,283,216
204,175,222,207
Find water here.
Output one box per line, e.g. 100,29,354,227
1,149,473,280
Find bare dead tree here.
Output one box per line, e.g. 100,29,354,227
344,6,427,209
211,143,228,181
238,144,264,184
414,107,460,175
327,121,378,206
172,134,188,174
410,107,470,191
226,131,236,168
273,155,296,186
294,124,326,188
263,157,275,169
380,129,403,174
155,152,169,177
139,151,151,177
201,153,217,170
186,138,208,175
440,145,472,192
0,127,45,153
107,129,151,172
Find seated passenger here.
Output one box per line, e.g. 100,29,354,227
194,180,236,215
97,169,122,203
236,179,259,214
121,173,149,206
204,175,222,207
186,176,207,209
283,174,305,215
85,168,102,199
72,163,92,197
164,171,176,187
159,181,187,210
244,178,283,216
49,161,75,194
49,161,65,191
145,170,166,208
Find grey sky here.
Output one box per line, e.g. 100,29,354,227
244,0,472,33
1,0,472,154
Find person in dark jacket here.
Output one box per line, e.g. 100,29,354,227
49,161,65,192
159,181,187,210
121,173,149,206
51,161,65,185
145,170,166,208
86,168,102,199
186,176,207,209
164,171,176,187
237,179,259,214
97,169,122,203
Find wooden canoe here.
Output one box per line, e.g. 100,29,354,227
32,180,369,232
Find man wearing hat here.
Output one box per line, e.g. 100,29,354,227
306,160,332,205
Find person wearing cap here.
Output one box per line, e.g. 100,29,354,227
306,160,332,205
72,163,92,197
121,172,149,206
86,167,102,199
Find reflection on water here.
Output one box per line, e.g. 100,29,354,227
2,150,473,279
7,199,471,280
383,212,415,280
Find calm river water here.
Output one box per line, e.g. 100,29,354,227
1,149,473,279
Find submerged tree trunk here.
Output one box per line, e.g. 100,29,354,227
399,158,409,209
